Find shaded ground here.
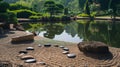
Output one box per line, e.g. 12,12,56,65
0,30,120,67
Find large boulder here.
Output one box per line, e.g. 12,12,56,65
77,41,109,54
11,33,34,43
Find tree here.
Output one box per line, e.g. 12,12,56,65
84,0,91,17
64,7,68,15
109,0,120,19
44,0,56,17
55,4,64,14
96,0,110,10
0,2,9,12
44,0,64,17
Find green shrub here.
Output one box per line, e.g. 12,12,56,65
91,12,97,17
61,15,70,21
0,11,18,24
0,2,9,12
29,15,41,19
9,3,31,10
0,13,9,22
8,11,18,24
15,9,37,18
77,13,89,17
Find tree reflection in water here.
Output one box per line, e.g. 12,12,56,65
22,20,120,48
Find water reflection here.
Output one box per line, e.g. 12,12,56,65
22,20,120,48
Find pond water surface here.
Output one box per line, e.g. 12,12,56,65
22,20,120,48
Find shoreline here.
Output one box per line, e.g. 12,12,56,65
18,17,120,22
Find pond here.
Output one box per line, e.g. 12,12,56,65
22,20,120,48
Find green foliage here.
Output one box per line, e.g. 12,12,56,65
42,13,50,17
64,8,68,15
7,11,18,24
0,13,9,22
78,13,89,17
0,11,18,24
96,0,110,10
9,3,31,10
0,2,9,12
44,0,64,17
61,15,71,21
91,12,97,17
15,9,37,18
29,15,41,19
84,0,90,16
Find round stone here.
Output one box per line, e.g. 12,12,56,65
67,54,76,58
21,55,34,60
62,51,69,54
53,44,59,47
63,47,69,51
19,50,28,54
38,44,42,47
25,59,36,63
59,46,64,48
44,44,51,47
26,47,34,50
17,53,25,58
37,62,46,65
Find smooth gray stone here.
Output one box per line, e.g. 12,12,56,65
67,54,76,58
21,55,34,60
62,51,69,54
26,47,34,50
19,50,28,54
25,59,36,63
37,62,46,65
38,44,42,47
59,46,64,48
63,47,69,51
44,44,51,47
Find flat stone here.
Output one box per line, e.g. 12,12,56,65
19,50,28,54
26,47,34,50
62,51,69,54
36,62,46,65
44,44,51,47
53,44,59,47
21,55,34,60
63,47,69,51
67,54,76,58
11,33,34,43
38,44,42,47
17,53,25,58
59,46,64,48
25,59,36,63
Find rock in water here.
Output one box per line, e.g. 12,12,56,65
77,41,109,53
25,59,36,63
67,54,76,58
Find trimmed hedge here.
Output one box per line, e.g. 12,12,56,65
0,11,18,24
15,9,37,18
29,15,42,20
